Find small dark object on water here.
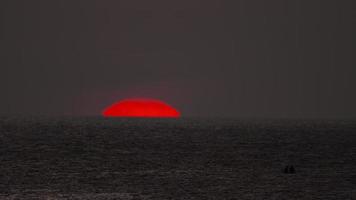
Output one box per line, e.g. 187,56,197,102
284,165,296,174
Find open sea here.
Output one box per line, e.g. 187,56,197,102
0,117,355,199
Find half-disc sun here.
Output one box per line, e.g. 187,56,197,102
102,98,180,118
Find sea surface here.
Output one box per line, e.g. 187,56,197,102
0,117,355,199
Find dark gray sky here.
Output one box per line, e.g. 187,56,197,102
0,0,355,118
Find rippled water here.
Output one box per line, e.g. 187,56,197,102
0,117,355,199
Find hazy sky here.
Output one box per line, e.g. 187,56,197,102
0,0,355,118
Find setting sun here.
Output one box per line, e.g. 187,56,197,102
102,98,180,118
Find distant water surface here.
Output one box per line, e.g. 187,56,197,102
0,117,355,199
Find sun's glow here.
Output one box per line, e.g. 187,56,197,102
102,98,180,118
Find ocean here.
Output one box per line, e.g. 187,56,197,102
0,117,355,199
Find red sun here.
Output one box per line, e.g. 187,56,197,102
102,98,181,118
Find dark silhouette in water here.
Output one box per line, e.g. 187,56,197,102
284,165,296,174
284,166,289,173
